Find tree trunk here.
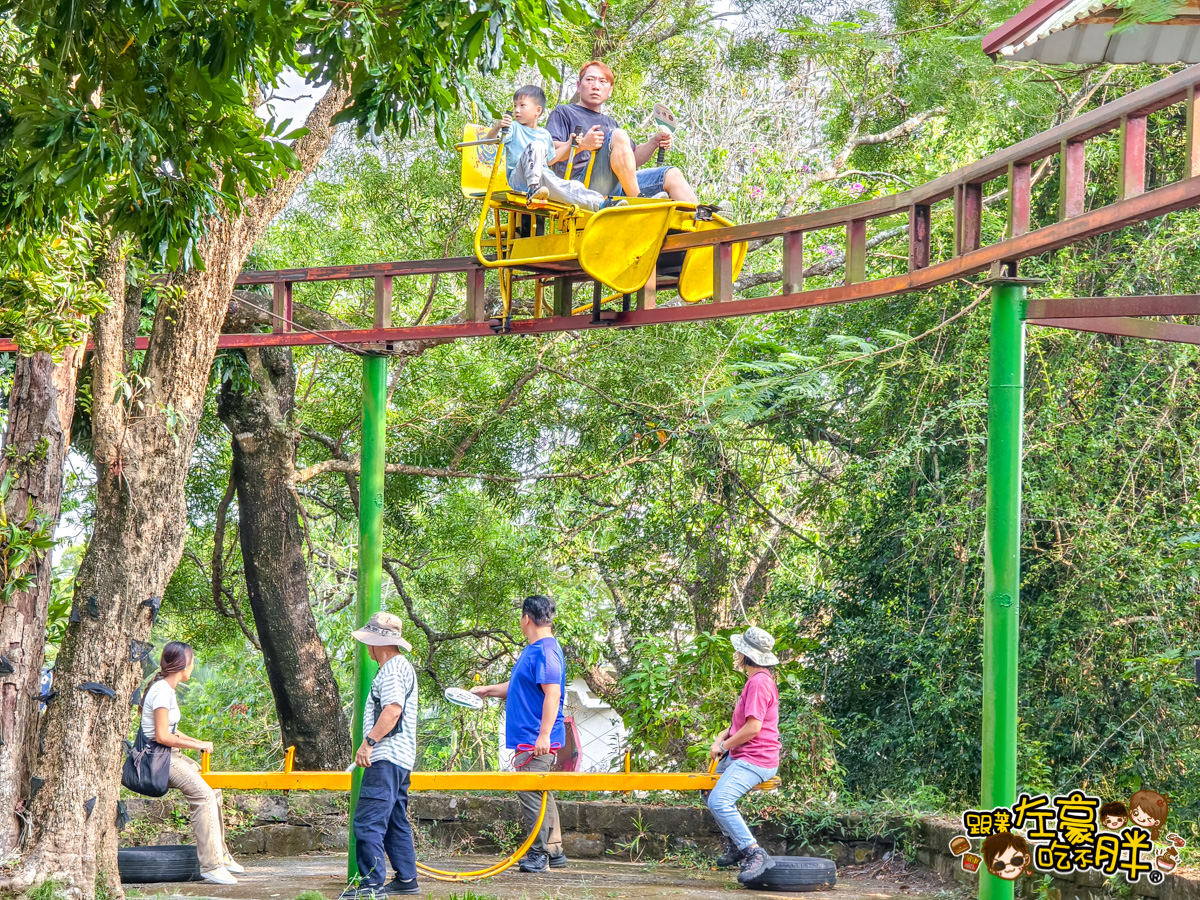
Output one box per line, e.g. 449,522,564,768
4,86,348,899
217,346,351,769
0,348,82,856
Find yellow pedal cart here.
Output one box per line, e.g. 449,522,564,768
457,125,748,324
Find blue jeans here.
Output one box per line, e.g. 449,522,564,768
706,756,778,851
584,131,673,198
354,761,417,886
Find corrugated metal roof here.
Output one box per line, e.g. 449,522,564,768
984,0,1200,63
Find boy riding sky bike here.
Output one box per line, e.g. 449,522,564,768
486,85,624,212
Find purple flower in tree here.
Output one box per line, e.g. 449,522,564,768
848,181,866,197
747,184,765,200
818,243,836,257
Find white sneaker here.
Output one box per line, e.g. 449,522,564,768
222,854,245,874
201,867,238,885
528,185,550,208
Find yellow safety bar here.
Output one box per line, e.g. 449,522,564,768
199,747,780,794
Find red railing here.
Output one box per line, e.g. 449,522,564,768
6,65,1200,354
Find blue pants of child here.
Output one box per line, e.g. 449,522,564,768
706,755,779,851
353,761,417,887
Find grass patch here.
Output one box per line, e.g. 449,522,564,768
294,891,327,900
24,881,70,900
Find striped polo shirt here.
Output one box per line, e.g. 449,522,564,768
364,654,418,770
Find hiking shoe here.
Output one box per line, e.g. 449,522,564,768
548,852,569,868
596,197,628,211
200,867,237,886
518,852,549,873
380,878,420,895
736,846,776,884
651,191,670,200
338,887,379,900
715,838,744,867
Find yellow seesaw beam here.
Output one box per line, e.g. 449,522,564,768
199,770,779,792
199,746,780,793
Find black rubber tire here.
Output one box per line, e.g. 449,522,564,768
117,845,202,883
744,855,837,892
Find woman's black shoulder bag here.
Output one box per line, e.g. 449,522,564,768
122,730,171,797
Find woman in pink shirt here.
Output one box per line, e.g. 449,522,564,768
707,626,782,884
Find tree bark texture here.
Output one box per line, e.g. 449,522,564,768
217,346,351,770
0,348,83,856
7,87,349,898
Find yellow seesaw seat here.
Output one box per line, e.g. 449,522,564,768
458,124,747,305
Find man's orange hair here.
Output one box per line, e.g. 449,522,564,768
577,61,614,84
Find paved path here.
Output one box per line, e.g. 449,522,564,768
127,853,956,900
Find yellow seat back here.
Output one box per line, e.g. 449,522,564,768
460,124,510,198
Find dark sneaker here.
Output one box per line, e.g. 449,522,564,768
715,838,744,868
380,878,420,895
548,852,569,869
736,846,776,884
339,887,379,900
596,197,628,211
518,852,549,873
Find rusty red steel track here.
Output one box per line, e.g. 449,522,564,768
8,65,1200,355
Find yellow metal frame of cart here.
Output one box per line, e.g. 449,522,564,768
457,125,749,317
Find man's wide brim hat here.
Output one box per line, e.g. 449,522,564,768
352,612,412,651
731,626,779,667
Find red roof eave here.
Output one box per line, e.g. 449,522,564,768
982,0,1076,57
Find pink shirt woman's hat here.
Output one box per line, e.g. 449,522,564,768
352,612,412,651
731,626,778,667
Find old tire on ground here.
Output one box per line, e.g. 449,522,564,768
745,855,837,892
117,845,202,883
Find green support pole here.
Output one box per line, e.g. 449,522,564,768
348,352,388,880
980,279,1026,900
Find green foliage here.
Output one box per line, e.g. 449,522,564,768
0,0,592,274
1109,0,1184,32
0,470,56,603
23,880,71,900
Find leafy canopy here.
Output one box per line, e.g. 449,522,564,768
0,0,593,269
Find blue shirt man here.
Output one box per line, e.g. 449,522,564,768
505,634,566,749
471,595,567,873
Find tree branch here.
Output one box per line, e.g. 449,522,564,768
292,454,654,485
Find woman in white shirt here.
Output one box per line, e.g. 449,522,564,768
138,641,244,885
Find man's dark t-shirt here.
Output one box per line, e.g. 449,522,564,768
546,104,635,181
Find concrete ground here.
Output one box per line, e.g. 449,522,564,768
126,853,961,900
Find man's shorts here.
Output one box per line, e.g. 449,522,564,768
583,131,673,198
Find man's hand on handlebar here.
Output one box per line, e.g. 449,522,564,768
577,125,605,152
653,131,673,151
199,740,215,755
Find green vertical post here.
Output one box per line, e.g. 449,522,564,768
348,351,387,880
980,279,1026,900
